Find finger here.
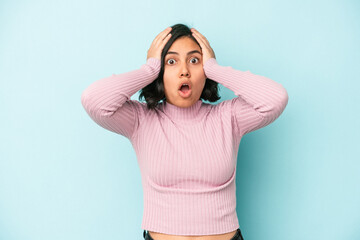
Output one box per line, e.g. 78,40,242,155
192,29,216,59
192,31,208,50
192,29,211,48
155,31,171,47
161,32,172,42
156,27,172,40
160,32,172,47
191,30,208,48
191,28,211,47
154,27,172,45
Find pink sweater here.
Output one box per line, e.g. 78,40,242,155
81,57,289,235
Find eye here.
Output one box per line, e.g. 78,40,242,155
190,57,199,64
166,57,199,65
166,58,176,65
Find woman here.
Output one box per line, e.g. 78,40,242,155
81,23,288,240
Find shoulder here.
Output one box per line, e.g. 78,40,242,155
206,99,235,114
127,99,163,118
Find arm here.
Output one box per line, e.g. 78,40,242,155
203,58,289,136
80,58,161,140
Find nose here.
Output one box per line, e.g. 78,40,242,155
180,63,190,78
181,72,190,77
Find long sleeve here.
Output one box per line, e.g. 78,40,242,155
80,57,161,139
203,58,289,136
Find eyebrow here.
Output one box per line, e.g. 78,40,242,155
166,50,202,56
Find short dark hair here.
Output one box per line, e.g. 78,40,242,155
139,23,221,110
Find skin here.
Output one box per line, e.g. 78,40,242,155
163,36,206,108
147,27,217,108
146,28,237,240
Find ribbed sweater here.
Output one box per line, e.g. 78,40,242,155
80,57,289,235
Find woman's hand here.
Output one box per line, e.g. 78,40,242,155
190,28,216,65
147,27,172,61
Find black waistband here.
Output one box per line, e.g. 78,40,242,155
143,228,244,240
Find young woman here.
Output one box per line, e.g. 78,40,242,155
81,24,288,240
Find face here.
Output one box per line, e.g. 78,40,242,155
163,36,206,108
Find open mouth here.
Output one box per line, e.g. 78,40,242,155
178,83,192,98
179,83,190,93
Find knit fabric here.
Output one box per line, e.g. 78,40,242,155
81,57,289,235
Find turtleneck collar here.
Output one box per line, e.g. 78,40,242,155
161,99,204,123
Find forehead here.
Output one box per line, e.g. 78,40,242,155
168,37,201,53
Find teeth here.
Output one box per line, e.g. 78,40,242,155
179,83,190,90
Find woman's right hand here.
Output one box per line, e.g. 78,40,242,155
147,27,172,61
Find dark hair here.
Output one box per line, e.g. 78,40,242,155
139,23,221,110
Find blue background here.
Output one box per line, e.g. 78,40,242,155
0,0,359,239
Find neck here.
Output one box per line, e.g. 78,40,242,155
161,99,204,122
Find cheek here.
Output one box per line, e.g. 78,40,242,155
163,69,171,83
163,68,175,83
163,75,177,92
193,70,206,87
193,66,205,77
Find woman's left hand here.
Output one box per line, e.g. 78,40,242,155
191,28,216,65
